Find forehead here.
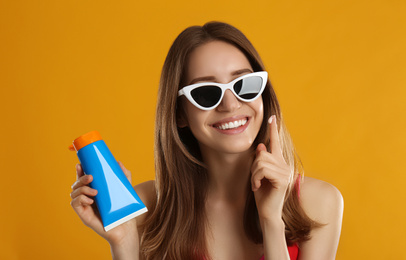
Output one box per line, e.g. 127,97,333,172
185,40,252,81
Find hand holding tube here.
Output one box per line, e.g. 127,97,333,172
70,162,140,249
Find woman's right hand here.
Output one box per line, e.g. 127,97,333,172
70,162,139,247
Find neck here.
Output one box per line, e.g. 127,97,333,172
200,145,255,203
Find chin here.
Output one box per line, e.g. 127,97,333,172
213,141,255,155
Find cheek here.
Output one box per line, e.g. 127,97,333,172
187,115,202,132
253,98,264,122
184,102,208,132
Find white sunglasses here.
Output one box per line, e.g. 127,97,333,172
178,71,268,110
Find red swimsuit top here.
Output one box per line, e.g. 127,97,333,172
259,244,299,260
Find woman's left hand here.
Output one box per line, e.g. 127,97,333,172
250,115,294,222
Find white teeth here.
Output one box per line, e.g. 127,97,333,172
215,118,248,130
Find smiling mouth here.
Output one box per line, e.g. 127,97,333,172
212,117,249,130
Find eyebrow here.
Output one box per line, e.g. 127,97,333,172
188,68,253,85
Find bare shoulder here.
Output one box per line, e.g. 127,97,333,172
300,176,344,223
298,177,344,258
133,180,157,226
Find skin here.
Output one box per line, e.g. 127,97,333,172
70,40,344,260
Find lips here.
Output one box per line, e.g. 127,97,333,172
210,115,251,134
211,115,250,128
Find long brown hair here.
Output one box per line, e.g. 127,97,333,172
140,21,319,260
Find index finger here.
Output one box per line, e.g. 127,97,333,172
76,163,84,180
269,115,283,157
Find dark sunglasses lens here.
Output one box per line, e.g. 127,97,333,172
233,76,263,99
191,86,222,108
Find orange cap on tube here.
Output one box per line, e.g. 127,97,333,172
68,130,103,152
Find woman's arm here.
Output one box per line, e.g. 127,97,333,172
251,115,294,260
109,221,140,260
110,178,156,260
260,218,291,259
298,176,344,260
251,116,344,259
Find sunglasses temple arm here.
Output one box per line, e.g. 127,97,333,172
178,89,185,97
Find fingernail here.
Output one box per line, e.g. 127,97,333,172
268,116,273,124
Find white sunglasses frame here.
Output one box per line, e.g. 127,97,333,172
178,71,268,111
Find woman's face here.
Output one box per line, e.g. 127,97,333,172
180,40,264,155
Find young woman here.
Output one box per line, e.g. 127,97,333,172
70,21,344,260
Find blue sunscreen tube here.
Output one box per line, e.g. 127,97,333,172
69,131,147,231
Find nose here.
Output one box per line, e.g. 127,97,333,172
216,89,241,112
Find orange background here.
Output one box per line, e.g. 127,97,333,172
1,1,405,259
